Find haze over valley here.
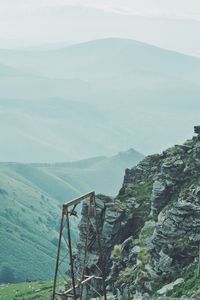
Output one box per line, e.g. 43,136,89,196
0,38,200,162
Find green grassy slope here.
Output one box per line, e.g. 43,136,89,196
0,281,53,300
0,149,142,283
0,164,60,282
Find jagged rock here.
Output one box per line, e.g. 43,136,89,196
130,245,141,255
194,125,200,135
106,293,116,300
157,278,184,295
176,144,192,152
156,250,173,275
77,127,200,299
150,178,178,219
150,180,167,210
144,264,157,279
130,292,150,300
121,237,133,252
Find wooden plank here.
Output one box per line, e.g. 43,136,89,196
64,276,95,295
84,275,103,280
63,191,95,209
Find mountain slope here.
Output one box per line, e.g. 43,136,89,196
0,38,200,161
0,149,142,283
0,64,30,77
35,148,144,196
1,38,200,84
0,164,60,282
47,38,200,87
0,62,89,100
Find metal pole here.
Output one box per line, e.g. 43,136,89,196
52,210,65,300
66,209,77,299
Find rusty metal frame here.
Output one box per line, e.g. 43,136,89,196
52,191,107,300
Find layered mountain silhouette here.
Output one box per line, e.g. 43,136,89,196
0,38,200,161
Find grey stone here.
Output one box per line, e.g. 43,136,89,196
157,278,184,296
194,125,200,135
76,128,200,299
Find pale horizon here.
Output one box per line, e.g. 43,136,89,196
0,0,200,56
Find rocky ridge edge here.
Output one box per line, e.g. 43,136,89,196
78,126,200,299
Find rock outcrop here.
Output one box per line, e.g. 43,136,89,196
78,126,200,299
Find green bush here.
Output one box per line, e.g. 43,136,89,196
112,244,122,260
117,267,136,286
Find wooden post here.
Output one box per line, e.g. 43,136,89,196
52,211,65,299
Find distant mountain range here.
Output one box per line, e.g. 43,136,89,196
0,38,200,162
0,149,143,282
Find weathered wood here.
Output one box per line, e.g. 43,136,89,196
84,275,103,280
53,191,106,300
63,276,95,295
63,191,95,211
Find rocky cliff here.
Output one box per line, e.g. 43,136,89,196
78,126,200,299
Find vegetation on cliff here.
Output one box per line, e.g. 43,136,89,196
79,127,200,299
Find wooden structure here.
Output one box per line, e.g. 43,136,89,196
52,191,107,300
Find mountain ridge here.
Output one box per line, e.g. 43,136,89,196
0,37,200,161
55,37,200,60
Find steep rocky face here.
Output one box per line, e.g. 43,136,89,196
78,127,200,299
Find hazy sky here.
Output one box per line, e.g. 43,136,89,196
0,0,200,55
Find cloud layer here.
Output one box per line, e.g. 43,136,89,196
0,0,200,56
1,0,200,20
42,0,200,21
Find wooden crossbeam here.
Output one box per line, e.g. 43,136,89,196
63,275,95,295
63,191,95,210
84,275,103,280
